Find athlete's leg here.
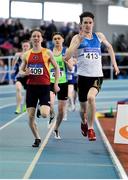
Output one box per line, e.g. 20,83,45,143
27,107,41,139
87,87,98,129
15,81,23,113
26,85,42,147
54,100,67,130
79,101,87,124
73,83,78,110
50,91,56,122
68,84,75,111
40,105,50,118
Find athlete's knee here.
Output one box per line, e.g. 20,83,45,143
40,111,49,118
40,105,50,118
87,95,95,104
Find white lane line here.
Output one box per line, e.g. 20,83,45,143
0,91,16,94
0,113,26,130
33,161,114,167
0,97,15,101
23,120,56,179
95,118,128,179
0,160,113,167
0,103,16,109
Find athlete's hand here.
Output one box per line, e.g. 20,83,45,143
19,68,30,77
63,56,68,63
54,83,60,93
78,29,85,41
24,68,31,76
114,66,120,76
63,55,68,62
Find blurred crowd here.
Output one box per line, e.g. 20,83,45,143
0,18,79,56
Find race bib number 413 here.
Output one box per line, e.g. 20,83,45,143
84,52,99,60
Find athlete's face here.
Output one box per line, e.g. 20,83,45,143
80,17,94,34
52,35,64,46
30,31,43,46
22,42,30,52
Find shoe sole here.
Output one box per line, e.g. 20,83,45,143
54,131,61,140
15,112,21,114
81,130,87,137
54,136,61,140
88,137,96,141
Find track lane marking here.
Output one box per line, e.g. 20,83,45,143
23,120,56,179
0,113,26,130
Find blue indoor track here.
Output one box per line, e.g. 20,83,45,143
0,80,128,179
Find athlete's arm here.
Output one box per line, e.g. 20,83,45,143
12,52,21,67
19,53,30,77
97,32,120,75
63,49,74,71
48,49,60,92
64,34,81,61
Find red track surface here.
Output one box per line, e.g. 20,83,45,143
98,116,128,175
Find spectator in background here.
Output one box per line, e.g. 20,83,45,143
116,34,128,79
0,59,9,85
44,20,58,49
12,36,21,52
60,22,72,39
117,34,128,52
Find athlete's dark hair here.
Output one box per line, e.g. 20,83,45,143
21,39,30,44
30,28,44,37
79,11,94,24
52,32,64,39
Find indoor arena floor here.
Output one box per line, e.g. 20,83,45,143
0,80,128,179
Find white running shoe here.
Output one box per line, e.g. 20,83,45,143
54,130,61,139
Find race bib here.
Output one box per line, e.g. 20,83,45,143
84,52,99,60
68,74,72,80
51,70,63,78
28,64,43,75
29,67,43,75
51,71,55,78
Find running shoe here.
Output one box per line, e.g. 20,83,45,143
36,108,41,118
49,112,55,125
88,129,96,141
81,122,88,137
15,107,21,114
54,130,61,139
22,104,26,112
32,139,41,147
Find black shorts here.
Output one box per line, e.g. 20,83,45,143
26,85,50,108
78,75,103,102
50,82,68,100
16,76,27,90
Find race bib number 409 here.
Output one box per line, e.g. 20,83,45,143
30,67,43,75
28,64,43,75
